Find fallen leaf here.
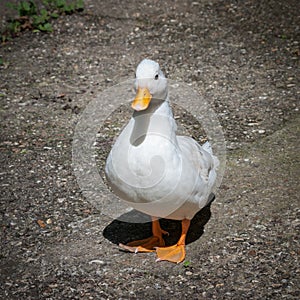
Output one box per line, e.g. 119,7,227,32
248,249,257,256
37,219,46,228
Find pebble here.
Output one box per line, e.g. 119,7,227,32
89,260,105,265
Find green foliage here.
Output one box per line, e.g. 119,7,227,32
43,0,84,14
7,20,21,34
280,34,287,40
20,149,28,154
2,0,84,41
183,260,191,267
32,8,50,29
7,1,37,17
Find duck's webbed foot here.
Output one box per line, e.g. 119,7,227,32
119,235,165,253
119,217,168,253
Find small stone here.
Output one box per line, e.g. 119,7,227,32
89,260,105,265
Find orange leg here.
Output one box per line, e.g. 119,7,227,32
119,217,168,253
155,219,190,263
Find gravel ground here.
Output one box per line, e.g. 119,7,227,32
0,0,299,299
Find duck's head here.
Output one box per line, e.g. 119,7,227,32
131,59,168,111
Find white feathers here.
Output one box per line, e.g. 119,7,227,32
105,59,218,220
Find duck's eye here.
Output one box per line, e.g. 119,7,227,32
154,74,159,80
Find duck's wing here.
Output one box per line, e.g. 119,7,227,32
177,136,218,189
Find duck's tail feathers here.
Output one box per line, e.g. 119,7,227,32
202,141,220,169
202,141,212,153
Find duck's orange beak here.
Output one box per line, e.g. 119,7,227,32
131,87,152,111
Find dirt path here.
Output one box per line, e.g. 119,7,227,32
0,0,299,299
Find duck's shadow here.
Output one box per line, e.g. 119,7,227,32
103,195,215,246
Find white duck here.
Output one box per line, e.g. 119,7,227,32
105,59,218,263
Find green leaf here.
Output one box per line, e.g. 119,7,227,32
22,1,31,12
64,4,75,13
2,35,12,43
40,8,48,17
281,34,287,40
8,20,21,33
6,2,18,10
76,0,84,10
33,14,48,26
55,0,66,9
183,261,191,267
18,1,37,16
51,12,59,18
39,22,53,32
29,1,38,15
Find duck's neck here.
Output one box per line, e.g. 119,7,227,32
130,98,177,147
